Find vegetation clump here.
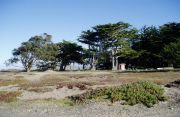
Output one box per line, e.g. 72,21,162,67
69,81,166,107
165,79,180,89
56,81,94,90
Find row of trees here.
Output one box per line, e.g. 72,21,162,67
7,22,180,72
6,33,84,71
132,23,180,68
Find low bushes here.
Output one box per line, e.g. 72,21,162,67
165,79,180,89
56,81,94,90
69,81,166,107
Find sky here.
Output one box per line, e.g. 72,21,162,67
0,0,180,69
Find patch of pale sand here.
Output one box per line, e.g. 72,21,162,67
164,87,180,102
43,70,58,73
90,84,122,90
22,72,51,82
0,73,15,80
22,70,62,82
18,87,86,100
51,71,113,75
0,85,19,91
22,71,113,82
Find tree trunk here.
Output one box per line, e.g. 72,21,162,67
89,58,93,70
60,64,65,71
112,49,117,70
91,55,96,70
26,63,32,72
83,64,85,70
73,62,75,70
25,67,31,72
88,45,92,70
64,65,67,71
168,63,173,67
116,57,119,70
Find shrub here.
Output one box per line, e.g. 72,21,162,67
69,81,166,107
75,83,87,90
67,84,73,89
56,82,89,90
165,79,180,89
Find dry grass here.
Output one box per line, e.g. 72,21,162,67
40,75,70,86
19,72,180,91
26,87,53,93
96,72,180,85
19,74,70,90
0,91,21,102
0,77,28,87
23,99,74,107
1,71,179,93
14,75,24,79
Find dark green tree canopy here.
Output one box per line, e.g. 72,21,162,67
7,33,53,72
160,22,180,45
162,40,180,66
57,40,84,71
78,22,138,70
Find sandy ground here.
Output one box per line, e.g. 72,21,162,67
0,87,180,117
18,87,86,100
0,71,180,117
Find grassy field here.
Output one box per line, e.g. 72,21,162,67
0,71,179,104
0,71,180,88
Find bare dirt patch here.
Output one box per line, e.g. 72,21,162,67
18,87,86,100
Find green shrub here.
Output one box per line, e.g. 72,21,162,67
69,81,167,107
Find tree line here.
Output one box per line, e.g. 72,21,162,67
6,22,180,72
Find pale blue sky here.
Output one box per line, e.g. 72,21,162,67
0,0,180,69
